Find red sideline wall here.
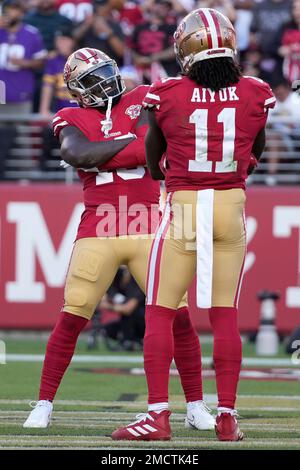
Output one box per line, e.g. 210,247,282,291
0,183,300,333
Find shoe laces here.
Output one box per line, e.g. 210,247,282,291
218,408,239,418
189,401,212,414
198,401,212,414
129,412,155,426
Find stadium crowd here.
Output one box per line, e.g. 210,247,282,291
0,0,300,180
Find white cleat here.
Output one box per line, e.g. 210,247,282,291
23,400,53,428
185,401,215,431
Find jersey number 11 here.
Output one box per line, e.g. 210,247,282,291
189,108,237,173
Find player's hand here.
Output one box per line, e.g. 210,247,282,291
100,299,114,310
134,55,151,67
40,111,54,122
247,154,258,175
93,16,112,35
83,13,94,27
9,57,28,68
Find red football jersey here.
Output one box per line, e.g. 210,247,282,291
143,75,276,192
53,85,160,238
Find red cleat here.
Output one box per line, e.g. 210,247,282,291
112,410,171,441
215,412,244,441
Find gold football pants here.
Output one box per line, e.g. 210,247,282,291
146,189,246,310
63,235,187,319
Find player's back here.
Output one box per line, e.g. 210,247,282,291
144,75,275,192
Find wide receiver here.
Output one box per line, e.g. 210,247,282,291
23,48,215,434
112,9,276,441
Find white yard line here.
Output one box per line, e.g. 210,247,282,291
2,354,297,367
1,419,300,433
1,394,300,406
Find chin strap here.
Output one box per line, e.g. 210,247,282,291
101,97,113,136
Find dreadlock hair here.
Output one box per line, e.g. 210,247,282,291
188,57,242,92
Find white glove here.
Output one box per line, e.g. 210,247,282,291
60,160,71,169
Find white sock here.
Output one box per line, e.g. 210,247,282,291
187,400,203,412
148,402,169,413
217,407,236,416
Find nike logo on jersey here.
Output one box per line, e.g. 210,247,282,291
103,131,122,139
191,86,239,103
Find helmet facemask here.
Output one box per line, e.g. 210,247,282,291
68,61,126,108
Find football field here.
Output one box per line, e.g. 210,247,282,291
0,337,300,450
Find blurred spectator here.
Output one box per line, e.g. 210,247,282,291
55,0,93,23
250,0,292,82
234,0,255,55
39,27,77,171
39,27,76,119
266,79,300,185
196,0,236,22
120,64,143,91
113,0,144,37
24,0,73,51
88,268,145,351
73,0,125,64
241,46,262,77
0,0,46,179
170,0,196,16
278,0,300,85
0,0,46,114
130,0,178,82
142,0,194,19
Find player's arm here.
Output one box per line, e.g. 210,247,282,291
109,298,139,316
145,110,166,180
101,108,149,170
59,126,136,169
252,128,266,161
248,128,266,175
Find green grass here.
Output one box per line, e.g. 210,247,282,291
1,336,290,357
0,337,299,449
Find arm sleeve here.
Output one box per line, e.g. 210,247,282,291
245,78,276,130
52,109,73,138
260,81,276,111
100,125,147,170
101,88,149,170
243,79,277,145
142,81,162,110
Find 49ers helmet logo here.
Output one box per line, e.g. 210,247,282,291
63,63,73,82
125,104,142,120
174,20,186,40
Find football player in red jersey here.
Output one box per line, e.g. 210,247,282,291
23,47,215,433
112,9,276,442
